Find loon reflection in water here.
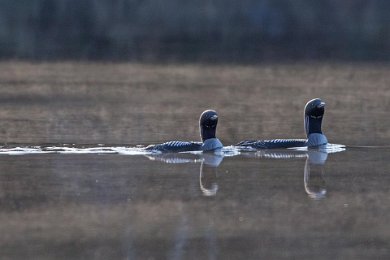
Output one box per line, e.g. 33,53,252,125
145,144,345,198
241,144,345,199
304,150,328,200
145,151,224,196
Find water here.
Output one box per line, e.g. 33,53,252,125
1,144,389,259
0,62,389,259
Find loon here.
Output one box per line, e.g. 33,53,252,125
237,98,328,149
145,110,223,152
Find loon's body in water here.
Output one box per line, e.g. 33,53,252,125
237,98,328,149
145,110,223,152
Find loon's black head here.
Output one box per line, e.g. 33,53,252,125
199,110,218,142
304,98,325,138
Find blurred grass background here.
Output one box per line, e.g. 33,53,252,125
0,62,388,145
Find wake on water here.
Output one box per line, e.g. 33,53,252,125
0,143,346,156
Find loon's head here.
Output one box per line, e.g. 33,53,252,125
304,98,325,138
199,110,219,142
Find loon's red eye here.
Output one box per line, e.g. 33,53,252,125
204,122,217,128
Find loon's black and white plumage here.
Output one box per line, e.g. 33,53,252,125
237,98,328,149
145,110,223,152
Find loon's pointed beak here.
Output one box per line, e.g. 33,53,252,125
317,102,325,109
210,115,218,120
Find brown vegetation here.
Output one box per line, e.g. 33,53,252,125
0,61,388,146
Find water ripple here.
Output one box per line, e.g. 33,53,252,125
0,143,346,156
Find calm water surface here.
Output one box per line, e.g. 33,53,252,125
0,62,389,259
0,146,389,259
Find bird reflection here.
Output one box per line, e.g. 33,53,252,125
199,153,223,196
145,144,345,199
144,152,223,259
242,144,345,200
304,150,328,200
145,152,224,197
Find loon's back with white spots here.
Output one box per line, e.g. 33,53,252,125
145,141,202,152
237,139,307,149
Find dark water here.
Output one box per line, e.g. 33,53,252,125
0,146,389,259
0,62,389,259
